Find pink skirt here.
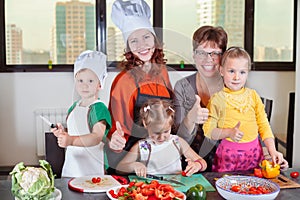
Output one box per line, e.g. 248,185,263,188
212,137,264,172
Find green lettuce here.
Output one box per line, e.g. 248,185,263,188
10,160,55,200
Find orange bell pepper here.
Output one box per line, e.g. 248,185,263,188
260,160,280,179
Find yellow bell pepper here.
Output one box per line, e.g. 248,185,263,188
260,159,280,179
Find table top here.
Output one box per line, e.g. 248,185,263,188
1,169,300,200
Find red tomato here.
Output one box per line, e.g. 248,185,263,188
109,189,118,198
129,181,136,187
92,177,97,183
181,171,187,177
117,186,127,196
230,185,241,192
290,171,299,178
96,177,101,183
254,168,263,178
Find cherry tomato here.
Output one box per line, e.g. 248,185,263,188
109,189,118,198
181,171,187,177
290,171,299,178
92,177,98,183
230,185,241,192
92,177,101,183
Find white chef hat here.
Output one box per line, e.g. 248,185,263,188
74,50,108,87
111,0,156,43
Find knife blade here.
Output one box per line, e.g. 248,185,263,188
146,174,185,186
39,115,57,128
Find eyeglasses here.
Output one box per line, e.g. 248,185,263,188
194,50,223,59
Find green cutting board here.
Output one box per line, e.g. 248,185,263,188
128,173,215,192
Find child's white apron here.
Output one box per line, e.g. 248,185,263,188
61,104,104,177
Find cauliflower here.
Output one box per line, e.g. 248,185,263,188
10,160,55,200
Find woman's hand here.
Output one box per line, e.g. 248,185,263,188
109,121,126,152
186,95,209,125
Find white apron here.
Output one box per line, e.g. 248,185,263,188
139,135,182,174
61,102,104,177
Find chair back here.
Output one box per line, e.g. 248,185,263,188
45,132,65,178
261,97,273,122
286,92,295,166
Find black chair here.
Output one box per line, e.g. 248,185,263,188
261,97,273,122
260,97,273,158
45,132,65,178
274,92,295,166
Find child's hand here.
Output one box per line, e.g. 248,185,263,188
133,162,147,177
183,158,201,176
230,122,244,142
51,123,64,137
270,150,289,170
57,132,72,148
109,121,126,151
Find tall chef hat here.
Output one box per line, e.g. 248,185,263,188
74,50,108,88
111,0,156,43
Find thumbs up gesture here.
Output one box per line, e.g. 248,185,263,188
109,121,126,151
187,95,209,124
230,121,244,142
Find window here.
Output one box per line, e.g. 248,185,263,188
0,0,296,72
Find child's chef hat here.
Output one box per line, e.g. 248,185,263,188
111,0,155,43
74,50,108,87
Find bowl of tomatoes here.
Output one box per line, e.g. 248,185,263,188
215,175,280,200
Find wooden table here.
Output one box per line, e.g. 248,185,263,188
1,169,300,199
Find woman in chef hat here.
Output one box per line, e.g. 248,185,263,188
52,50,112,177
105,0,173,174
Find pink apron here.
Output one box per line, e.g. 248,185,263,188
212,137,264,172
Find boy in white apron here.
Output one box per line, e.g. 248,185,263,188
51,50,111,177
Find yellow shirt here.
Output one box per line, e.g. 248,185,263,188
203,87,274,142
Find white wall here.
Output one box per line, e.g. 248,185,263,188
0,70,295,166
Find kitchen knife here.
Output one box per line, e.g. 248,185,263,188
39,115,57,128
146,174,185,186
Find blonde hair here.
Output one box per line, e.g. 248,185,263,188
139,99,174,130
221,46,252,69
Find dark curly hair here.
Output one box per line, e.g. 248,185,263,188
118,33,167,83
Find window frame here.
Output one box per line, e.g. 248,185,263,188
0,0,297,72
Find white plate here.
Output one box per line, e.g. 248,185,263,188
106,184,186,200
68,175,122,193
15,188,62,200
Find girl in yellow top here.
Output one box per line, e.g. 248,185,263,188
203,47,288,172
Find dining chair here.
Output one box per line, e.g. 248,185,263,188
260,97,273,159
261,97,273,122
274,92,295,167
45,132,65,178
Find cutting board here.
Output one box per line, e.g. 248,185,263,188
68,175,122,193
269,174,300,189
129,173,215,192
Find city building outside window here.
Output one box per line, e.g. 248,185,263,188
0,0,296,72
